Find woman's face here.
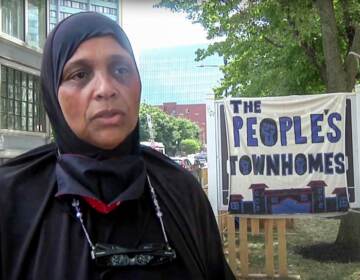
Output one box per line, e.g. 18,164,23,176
58,36,141,150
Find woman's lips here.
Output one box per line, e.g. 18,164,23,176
92,109,124,125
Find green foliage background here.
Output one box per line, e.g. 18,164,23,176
180,138,201,155
157,0,360,97
139,104,200,156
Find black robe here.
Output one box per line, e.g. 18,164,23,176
0,143,235,280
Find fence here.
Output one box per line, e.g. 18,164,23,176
218,213,300,279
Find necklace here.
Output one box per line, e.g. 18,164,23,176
71,174,176,267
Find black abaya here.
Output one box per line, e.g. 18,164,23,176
0,144,234,280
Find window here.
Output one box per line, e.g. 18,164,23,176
79,2,88,9
50,10,57,18
72,1,80,9
109,8,117,15
49,23,56,30
0,65,46,132
1,0,24,40
59,12,72,20
27,0,46,48
61,0,72,7
1,0,46,49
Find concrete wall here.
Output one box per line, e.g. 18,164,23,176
0,36,42,71
0,37,46,159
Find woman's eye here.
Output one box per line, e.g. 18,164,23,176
71,71,88,81
114,66,129,76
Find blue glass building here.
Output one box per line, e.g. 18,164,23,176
49,0,121,31
139,44,223,105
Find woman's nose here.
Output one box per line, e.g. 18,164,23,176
93,73,117,100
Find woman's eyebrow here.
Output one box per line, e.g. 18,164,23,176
108,54,132,64
63,59,92,73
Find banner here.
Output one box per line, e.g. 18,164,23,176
225,93,349,215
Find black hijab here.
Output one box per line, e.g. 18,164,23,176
41,12,141,158
40,12,146,206
1,14,234,280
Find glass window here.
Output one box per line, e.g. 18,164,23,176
72,1,80,9
27,0,46,48
1,0,24,40
50,10,57,18
79,3,88,9
62,0,72,7
49,23,57,31
0,65,46,132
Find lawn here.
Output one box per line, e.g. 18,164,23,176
223,216,360,280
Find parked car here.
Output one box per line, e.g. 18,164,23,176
170,157,193,171
194,153,207,167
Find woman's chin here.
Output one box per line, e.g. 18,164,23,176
87,134,126,150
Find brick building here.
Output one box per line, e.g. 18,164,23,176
159,102,207,145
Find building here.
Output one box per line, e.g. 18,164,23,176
49,0,121,31
139,44,223,105
159,102,207,144
139,44,223,145
0,0,122,163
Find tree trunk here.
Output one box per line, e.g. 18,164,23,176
315,0,360,256
335,211,360,259
315,0,348,92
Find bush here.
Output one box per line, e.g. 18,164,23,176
180,139,201,155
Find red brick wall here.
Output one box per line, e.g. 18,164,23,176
158,102,207,144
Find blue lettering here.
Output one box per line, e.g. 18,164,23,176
327,113,341,143
239,155,252,175
324,152,334,174
281,154,293,175
334,153,345,174
279,117,292,146
311,114,324,143
233,116,243,147
266,154,280,175
230,100,242,113
244,101,253,113
308,153,324,173
229,156,238,175
252,155,265,175
254,101,261,113
260,118,278,146
247,118,258,146
295,153,307,175
293,116,307,144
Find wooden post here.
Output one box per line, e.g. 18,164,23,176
251,218,260,235
227,215,236,274
264,219,275,277
277,219,288,277
239,217,249,277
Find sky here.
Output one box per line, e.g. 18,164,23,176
122,0,211,58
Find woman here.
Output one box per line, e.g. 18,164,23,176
0,12,234,280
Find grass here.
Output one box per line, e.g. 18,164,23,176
223,217,360,280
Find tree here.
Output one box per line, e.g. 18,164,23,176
157,0,360,96
180,138,201,155
157,0,360,257
139,104,200,156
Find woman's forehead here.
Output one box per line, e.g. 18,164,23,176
63,36,133,68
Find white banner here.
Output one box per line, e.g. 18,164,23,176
225,93,350,215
